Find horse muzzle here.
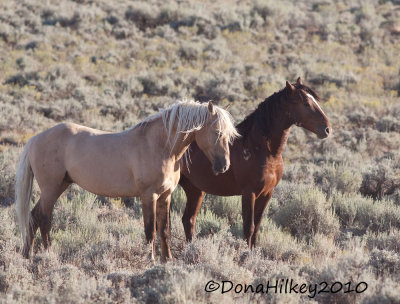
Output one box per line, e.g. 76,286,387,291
212,157,230,175
317,126,331,139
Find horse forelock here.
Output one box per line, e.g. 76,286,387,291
160,99,238,149
212,106,240,144
294,83,321,102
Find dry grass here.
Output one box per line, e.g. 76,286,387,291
1,0,400,303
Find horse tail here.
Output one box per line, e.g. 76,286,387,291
15,140,34,249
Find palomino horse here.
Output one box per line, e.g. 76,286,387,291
15,100,239,261
180,78,331,248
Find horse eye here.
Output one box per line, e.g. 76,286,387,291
304,102,310,107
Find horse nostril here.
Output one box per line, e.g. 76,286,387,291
325,127,330,135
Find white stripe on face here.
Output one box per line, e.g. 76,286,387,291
306,93,326,116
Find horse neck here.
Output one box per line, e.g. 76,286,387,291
262,123,291,156
249,101,292,156
168,127,195,161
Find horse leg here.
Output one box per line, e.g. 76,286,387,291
38,182,71,250
22,201,41,258
250,192,272,248
22,182,70,257
156,192,173,262
140,192,157,262
180,176,205,242
242,191,256,249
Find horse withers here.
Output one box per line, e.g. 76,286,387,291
180,78,331,248
15,100,239,262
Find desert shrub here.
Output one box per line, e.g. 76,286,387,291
0,206,17,248
214,8,246,32
171,185,186,213
1,0,400,301
282,162,317,185
257,218,306,262
314,163,363,197
334,129,366,152
51,192,106,261
386,189,400,205
178,41,201,62
376,115,400,133
361,278,400,304
360,160,400,199
125,3,160,30
332,192,400,233
270,181,304,207
138,72,174,96
0,102,25,132
347,111,377,129
131,265,203,303
0,147,19,204
251,263,308,304
368,248,400,276
203,194,241,224
303,248,373,304
271,187,340,239
308,69,358,88
307,233,338,260
366,229,400,253
251,0,284,24
182,230,253,285
195,208,228,238
364,130,400,157
127,76,144,97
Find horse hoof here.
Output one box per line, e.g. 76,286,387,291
161,257,173,264
22,248,31,259
147,253,155,264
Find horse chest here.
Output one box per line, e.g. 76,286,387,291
158,161,180,192
245,154,283,195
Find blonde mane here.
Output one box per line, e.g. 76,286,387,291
140,99,239,150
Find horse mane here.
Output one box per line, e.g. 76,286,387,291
139,99,239,149
237,90,283,139
237,83,320,139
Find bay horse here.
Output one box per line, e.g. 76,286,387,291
179,78,331,248
15,100,239,262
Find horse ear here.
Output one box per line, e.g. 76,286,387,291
296,77,302,85
223,104,231,111
208,101,216,114
285,81,295,93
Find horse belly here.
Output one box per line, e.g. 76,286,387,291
69,163,139,197
65,135,139,197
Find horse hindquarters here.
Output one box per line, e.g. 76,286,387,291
16,135,72,258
